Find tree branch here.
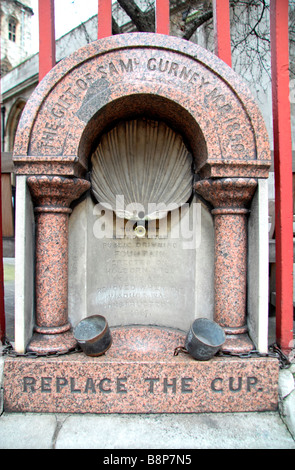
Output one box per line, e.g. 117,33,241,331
116,0,154,32
112,17,121,35
182,9,213,40
232,0,267,51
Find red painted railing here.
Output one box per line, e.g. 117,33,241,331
38,0,56,82
270,0,294,352
98,0,112,39
213,0,232,67
0,86,5,343
1,0,292,351
156,0,170,35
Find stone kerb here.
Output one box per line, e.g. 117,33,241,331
12,33,271,179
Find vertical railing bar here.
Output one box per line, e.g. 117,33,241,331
212,0,232,67
156,0,170,35
270,0,294,352
0,78,5,342
38,0,56,82
98,0,112,39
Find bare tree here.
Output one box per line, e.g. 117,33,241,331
111,0,295,89
113,0,213,39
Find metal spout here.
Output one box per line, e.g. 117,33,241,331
134,224,146,238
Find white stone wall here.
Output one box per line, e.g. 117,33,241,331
0,0,33,70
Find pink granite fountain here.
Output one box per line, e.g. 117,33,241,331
4,34,278,413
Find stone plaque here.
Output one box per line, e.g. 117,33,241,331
68,197,214,331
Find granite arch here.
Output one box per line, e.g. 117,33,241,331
13,33,271,178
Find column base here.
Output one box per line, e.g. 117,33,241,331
27,330,77,355
221,333,255,354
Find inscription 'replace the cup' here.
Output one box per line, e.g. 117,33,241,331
22,374,262,395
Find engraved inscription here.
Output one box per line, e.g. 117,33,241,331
88,237,191,325
44,56,235,124
37,122,64,151
22,374,263,395
50,74,94,119
30,50,254,161
98,58,140,77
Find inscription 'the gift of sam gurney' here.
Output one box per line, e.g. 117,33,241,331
49,56,239,120
22,374,262,395
36,54,247,155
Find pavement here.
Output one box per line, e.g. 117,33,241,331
1,257,295,450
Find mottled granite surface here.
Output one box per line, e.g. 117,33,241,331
4,327,278,414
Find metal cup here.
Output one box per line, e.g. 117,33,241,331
185,318,226,361
74,315,112,357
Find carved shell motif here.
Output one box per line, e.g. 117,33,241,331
91,118,193,220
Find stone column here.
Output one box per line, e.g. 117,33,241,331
26,175,90,354
194,177,257,353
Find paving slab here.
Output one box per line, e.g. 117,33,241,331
54,412,295,449
1,411,294,449
0,413,57,449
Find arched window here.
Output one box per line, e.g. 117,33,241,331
8,17,16,42
7,99,26,151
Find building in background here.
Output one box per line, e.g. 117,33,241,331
0,0,34,77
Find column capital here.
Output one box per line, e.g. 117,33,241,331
27,175,90,210
194,177,257,211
